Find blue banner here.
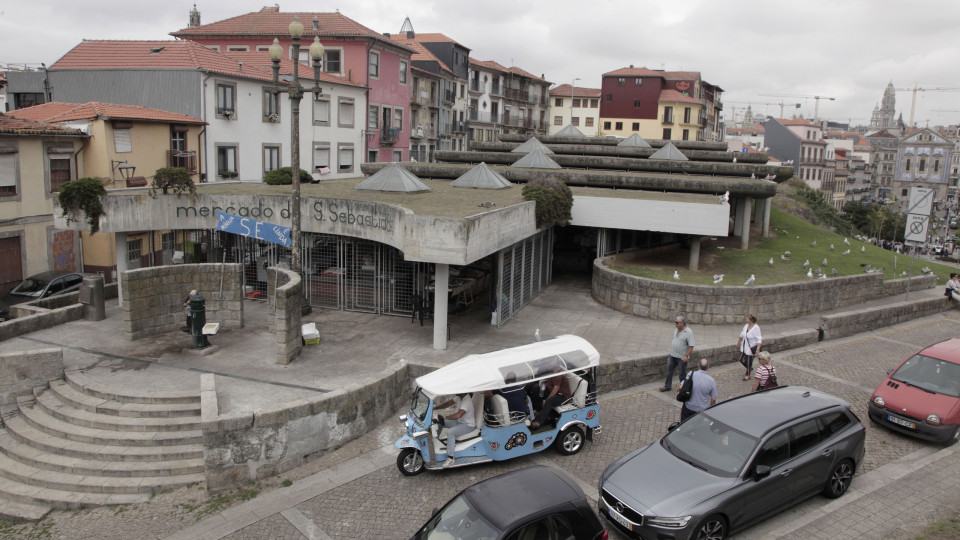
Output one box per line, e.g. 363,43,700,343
215,211,291,247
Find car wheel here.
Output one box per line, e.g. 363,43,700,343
556,425,585,455
945,426,960,447
397,448,425,476
693,514,727,540
822,459,854,499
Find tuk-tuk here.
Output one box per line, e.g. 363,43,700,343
395,335,602,475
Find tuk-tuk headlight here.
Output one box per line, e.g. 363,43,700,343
927,414,942,426
872,396,884,408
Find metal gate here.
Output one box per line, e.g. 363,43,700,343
495,229,553,326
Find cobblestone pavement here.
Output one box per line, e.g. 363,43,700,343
3,316,960,540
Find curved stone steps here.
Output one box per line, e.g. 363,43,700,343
3,415,202,462
34,388,201,433
48,380,200,418
0,474,149,510
0,450,202,495
18,396,202,447
65,371,200,405
0,431,204,477
0,498,52,522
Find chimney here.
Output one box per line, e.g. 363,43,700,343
238,62,243,72
312,16,319,31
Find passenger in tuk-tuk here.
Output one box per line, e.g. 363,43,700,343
530,369,572,430
494,372,529,420
438,393,475,468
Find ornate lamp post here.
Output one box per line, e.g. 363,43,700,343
268,17,325,277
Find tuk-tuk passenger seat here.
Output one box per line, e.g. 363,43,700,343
487,394,510,427
553,373,587,414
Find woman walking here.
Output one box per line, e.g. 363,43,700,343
752,351,778,392
737,314,762,381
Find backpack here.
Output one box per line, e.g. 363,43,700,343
760,366,779,390
676,373,694,402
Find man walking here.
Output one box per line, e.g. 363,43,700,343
660,315,695,392
680,358,717,421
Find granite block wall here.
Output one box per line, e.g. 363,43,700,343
820,297,952,340
0,348,64,406
266,267,302,365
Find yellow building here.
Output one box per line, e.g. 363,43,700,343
0,114,88,294
8,103,206,281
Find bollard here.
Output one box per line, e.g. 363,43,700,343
80,276,106,321
189,293,211,349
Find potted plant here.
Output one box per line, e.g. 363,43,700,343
224,110,236,120
57,177,107,233
151,167,195,196
266,113,280,123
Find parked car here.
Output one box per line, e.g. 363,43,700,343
598,386,865,540
869,338,960,445
411,465,607,540
0,271,86,321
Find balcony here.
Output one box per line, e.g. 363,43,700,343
380,127,399,145
491,83,501,96
504,88,522,101
166,150,197,173
443,89,456,104
452,121,466,133
470,81,480,93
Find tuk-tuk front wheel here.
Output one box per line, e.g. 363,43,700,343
397,448,425,476
556,425,585,455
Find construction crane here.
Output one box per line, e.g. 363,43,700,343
725,100,801,119
895,85,960,127
761,94,836,124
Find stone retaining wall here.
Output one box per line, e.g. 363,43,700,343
593,258,936,324
120,264,243,340
0,283,119,343
266,267,302,365
0,348,64,406
820,297,953,340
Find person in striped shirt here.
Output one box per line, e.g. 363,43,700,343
751,351,778,392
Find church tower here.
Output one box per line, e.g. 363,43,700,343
879,82,896,129
188,4,201,28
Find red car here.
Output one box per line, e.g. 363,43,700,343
869,339,960,445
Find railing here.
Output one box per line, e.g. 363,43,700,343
504,88,522,100
663,115,674,125
470,81,480,92
443,89,456,104
166,150,197,173
380,127,399,145
451,121,466,133
491,83,501,95
469,112,499,123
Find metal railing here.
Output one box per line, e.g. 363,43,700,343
166,150,197,173
380,127,399,145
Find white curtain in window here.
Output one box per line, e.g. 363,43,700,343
0,154,17,186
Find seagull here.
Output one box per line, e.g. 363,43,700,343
802,259,810,268
830,244,835,251
861,246,866,252
781,254,790,262
831,268,838,276
810,241,817,247
818,273,827,280
768,258,774,266
842,249,851,255
922,266,932,274
744,274,756,285
822,258,828,266
844,237,850,245
713,274,724,284
673,270,680,280
719,191,730,203
806,268,814,279
732,156,737,163
782,230,788,235
902,271,908,277
783,251,791,256
751,173,756,179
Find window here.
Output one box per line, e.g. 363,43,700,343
368,150,378,162
338,98,355,128
591,99,598,108
605,94,613,102
263,145,280,174
399,60,408,84
919,157,926,173
633,100,642,108
324,49,342,74
632,122,639,131
263,89,280,121
617,77,625,86
47,149,74,192
161,232,175,252
554,97,563,107
460,84,464,98
368,105,380,129
113,127,132,153
127,239,142,263
572,98,581,108
0,147,18,197
227,45,249,52
553,116,562,126
662,128,672,139
170,128,194,171
790,419,821,456
393,150,402,162
216,82,236,118
664,106,674,124
338,143,354,172
313,143,330,173
682,129,690,141
603,121,611,130
368,50,380,78
934,159,940,173
394,109,403,133
572,117,580,126
615,122,623,130
313,95,331,126
684,107,691,123
505,515,575,540
902,188,908,196
905,158,911,171
585,118,594,127
216,144,238,177
754,429,791,469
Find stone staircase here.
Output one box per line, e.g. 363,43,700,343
0,372,204,521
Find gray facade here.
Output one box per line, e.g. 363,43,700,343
762,119,800,164
421,42,470,80
46,70,204,120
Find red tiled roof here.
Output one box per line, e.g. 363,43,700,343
171,8,414,53
658,89,700,105
409,32,468,50
550,84,601,98
469,59,547,81
779,118,815,126
387,36,455,76
9,102,205,124
410,65,440,79
604,66,664,77
664,71,701,80
221,51,365,87
51,40,278,82
0,114,88,137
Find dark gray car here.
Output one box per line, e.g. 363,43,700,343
0,271,86,321
599,386,865,540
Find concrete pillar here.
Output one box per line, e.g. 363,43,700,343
114,232,127,307
762,198,772,237
753,197,764,223
740,197,752,250
688,236,701,272
733,198,747,236
433,263,449,350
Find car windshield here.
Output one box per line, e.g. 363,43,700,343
413,494,499,540
9,278,49,297
892,354,960,398
411,388,431,422
662,414,759,477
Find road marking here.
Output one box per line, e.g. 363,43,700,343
281,508,330,540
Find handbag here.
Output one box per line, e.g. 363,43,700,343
760,366,779,390
738,344,758,368
676,373,694,402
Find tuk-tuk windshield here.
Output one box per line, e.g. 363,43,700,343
411,388,431,422
413,494,498,540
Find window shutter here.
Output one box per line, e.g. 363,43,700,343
114,129,132,153
0,154,17,187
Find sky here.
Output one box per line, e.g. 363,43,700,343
3,0,960,129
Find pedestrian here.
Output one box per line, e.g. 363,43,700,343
660,315,695,392
181,289,197,332
737,314,762,381
680,358,718,421
752,351,779,392
947,273,960,301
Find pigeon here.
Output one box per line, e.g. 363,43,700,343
842,249,851,255
822,258,828,266
768,258,774,266
744,274,756,285
796,236,800,239
831,268,838,276
673,270,680,281
844,237,850,245
810,241,817,247
783,251,791,256
806,268,814,279
861,246,866,252
781,254,790,262
713,274,724,284
830,244,835,251
719,191,730,203
802,259,810,268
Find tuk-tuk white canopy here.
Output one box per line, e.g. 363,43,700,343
415,335,600,397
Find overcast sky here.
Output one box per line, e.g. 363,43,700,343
3,0,960,128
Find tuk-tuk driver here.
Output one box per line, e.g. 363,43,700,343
440,393,475,468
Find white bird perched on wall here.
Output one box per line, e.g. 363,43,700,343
732,156,737,163
902,271,908,277
673,270,680,280
810,240,817,247
822,258,828,266
806,268,814,278
831,268,838,276
842,249,850,255
830,244,835,251
818,273,827,280
719,191,730,203
768,258,774,266
802,259,810,268
713,274,724,284
751,173,756,179
744,274,756,285
844,237,850,245
534,328,541,342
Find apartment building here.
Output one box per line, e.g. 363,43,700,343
547,84,601,136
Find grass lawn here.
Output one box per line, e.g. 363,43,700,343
609,208,957,287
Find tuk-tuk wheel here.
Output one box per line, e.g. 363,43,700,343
397,448,425,476
556,425,585,455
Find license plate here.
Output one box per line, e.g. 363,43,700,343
608,507,632,531
887,414,916,429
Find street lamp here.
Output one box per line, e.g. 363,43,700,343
268,17,324,279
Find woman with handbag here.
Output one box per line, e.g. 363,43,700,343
737,314,762,381
751,351,778,391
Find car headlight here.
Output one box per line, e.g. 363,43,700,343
872,396,885,408
647,516,693,529
927,414,942,426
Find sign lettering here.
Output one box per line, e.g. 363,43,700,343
216,211,291,247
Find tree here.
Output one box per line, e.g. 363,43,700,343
263,167,313,185
521,177,573,228
151,167,195,196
